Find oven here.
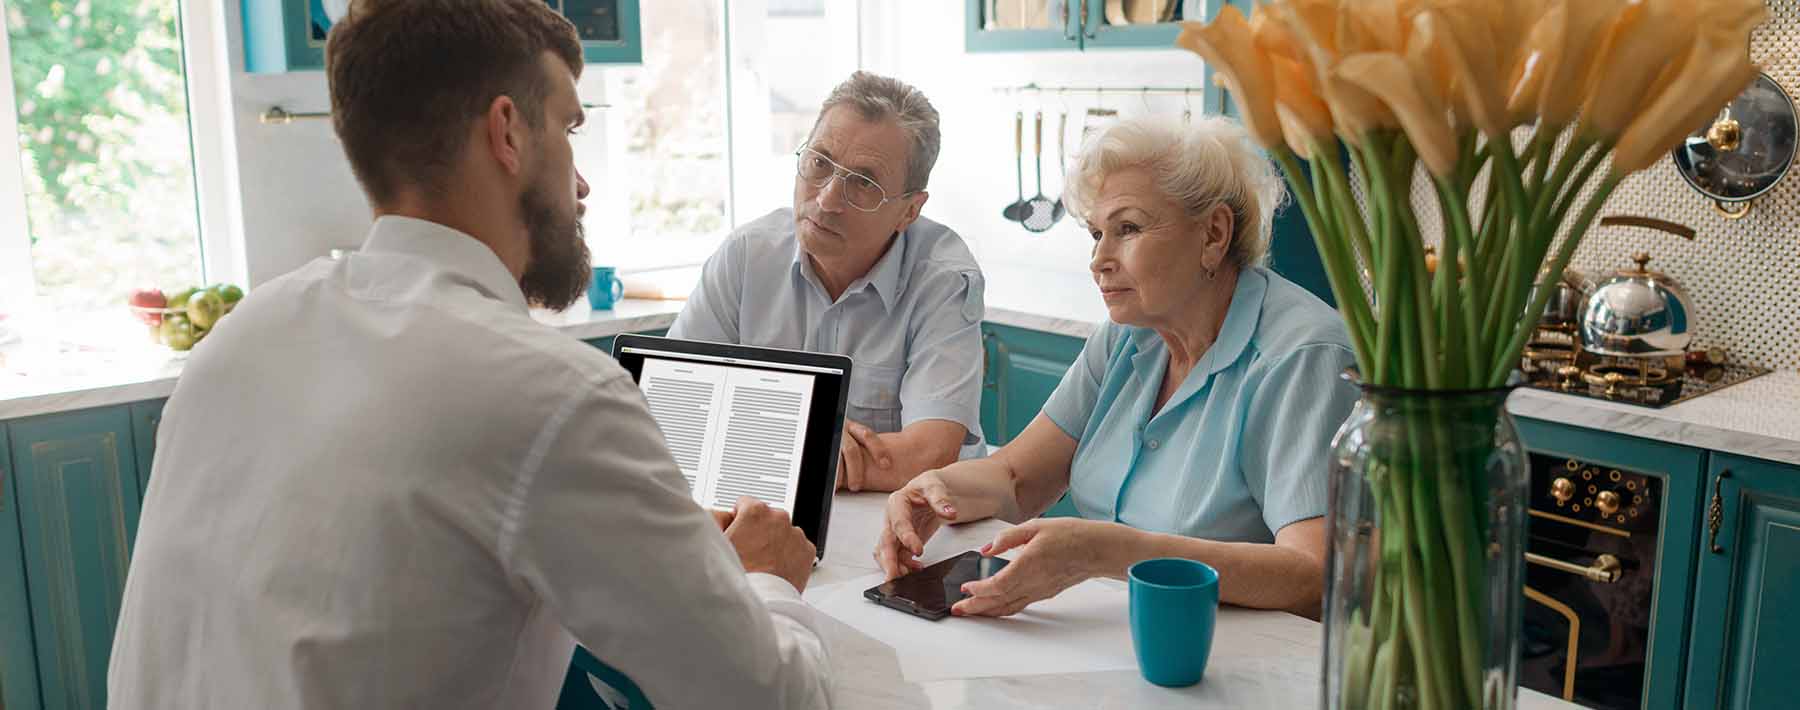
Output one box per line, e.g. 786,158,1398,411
1520,452,1661,709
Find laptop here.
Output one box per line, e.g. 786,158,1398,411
611,334,852,559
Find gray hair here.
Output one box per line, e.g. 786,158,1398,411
812,71,941,193
1063,114,1286,269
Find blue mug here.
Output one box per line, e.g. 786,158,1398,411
588,266,623,310
1128,558,1219,687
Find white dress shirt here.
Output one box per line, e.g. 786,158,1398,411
108,216,830,709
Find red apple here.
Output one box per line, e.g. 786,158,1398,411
129,288,167,325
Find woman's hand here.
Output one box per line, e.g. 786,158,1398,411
874,470,962,578
952,518,1143,617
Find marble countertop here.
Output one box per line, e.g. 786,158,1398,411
1507,371,1800,467
810,492,1578,709
9,266,1800,471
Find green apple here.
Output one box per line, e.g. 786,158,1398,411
187,289,225,329
166,288,196,310
216,284,244,305
160,316,198,351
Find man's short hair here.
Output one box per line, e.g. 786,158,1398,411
812,71,941,194
326,0,583,205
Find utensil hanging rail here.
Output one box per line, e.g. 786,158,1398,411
993,83,1205,97
260,103,612,126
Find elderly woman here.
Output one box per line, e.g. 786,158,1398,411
874,115,1358,618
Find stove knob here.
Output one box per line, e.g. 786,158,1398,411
1597,490,1621,517
1552,477,1575,505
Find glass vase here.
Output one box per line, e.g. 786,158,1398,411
1322,384,1528,709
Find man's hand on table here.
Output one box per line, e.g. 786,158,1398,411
723,496,816,593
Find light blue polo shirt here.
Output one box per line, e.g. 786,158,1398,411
669,208,986,447
1041,267,1358,542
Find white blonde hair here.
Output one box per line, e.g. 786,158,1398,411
1063,114,1286,268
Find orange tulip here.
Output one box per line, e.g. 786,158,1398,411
1579,0,1700,140
1536,0,1626,128
1422,3,1509,136
1504,4,1565,128
1611,1,1767,175
1336,52,1459,177
1176,7,1283,150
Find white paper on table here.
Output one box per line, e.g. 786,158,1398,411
804,571,1138,683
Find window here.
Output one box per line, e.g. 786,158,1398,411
726,0,858,218
1,0,205,316
575,0,729,272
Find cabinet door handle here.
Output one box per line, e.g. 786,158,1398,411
981,333,1011,445
1708,469,1731,554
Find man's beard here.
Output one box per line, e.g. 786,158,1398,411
517,181,591,310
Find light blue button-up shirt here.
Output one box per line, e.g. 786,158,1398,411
1041,267,1358,542
669,208,986,446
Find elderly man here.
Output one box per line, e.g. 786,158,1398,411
670,71,986,494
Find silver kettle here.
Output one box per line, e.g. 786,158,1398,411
1580,252,1695,358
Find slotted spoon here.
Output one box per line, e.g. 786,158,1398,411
1023,111,1058,233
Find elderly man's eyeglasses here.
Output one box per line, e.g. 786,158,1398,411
794,148,916,212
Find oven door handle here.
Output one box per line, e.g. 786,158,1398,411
1526,552,1623,583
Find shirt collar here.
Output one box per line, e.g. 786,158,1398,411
789,225,908,312
360,216,529,312
1128,266,1269,407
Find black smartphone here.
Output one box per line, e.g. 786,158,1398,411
863,550,1010,621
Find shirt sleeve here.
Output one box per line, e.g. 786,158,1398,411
898,268,985,442
1040,321,1120,439
1239,343,1359,535
500,375,830,709
667,236,743,343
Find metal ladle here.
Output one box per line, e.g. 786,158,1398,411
1002,111,1030,223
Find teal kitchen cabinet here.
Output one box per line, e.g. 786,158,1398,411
128,400,166,495
1,424,45,710
979,322,1085,446
964,0,1082,52
8,407,146,710
967,0,1234,56
1683,453,1800,710
244,0,642,73
1513,417,1706,710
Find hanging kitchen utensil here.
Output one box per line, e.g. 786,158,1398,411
1082,106,1119,141
1181,87,1193,124
1002,111,1030,223
1670,72,1796,219
1049,109,1068,224
1023,111,1059,233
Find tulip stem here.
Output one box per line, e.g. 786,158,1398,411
1490,172,1626,383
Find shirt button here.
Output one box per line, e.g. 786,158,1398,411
1147,439,1160,450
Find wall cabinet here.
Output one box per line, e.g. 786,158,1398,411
7,407,145,710
965,0,1231,53
1684,453,1800,710
243,0,643,73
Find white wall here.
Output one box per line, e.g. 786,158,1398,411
860,1,1208,278
213,2,371,288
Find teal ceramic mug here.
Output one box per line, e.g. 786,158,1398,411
588,266,623,310
1128,557,1219,687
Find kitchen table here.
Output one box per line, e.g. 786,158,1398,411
805,492,1582,709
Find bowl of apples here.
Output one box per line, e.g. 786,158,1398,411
128,284,244,352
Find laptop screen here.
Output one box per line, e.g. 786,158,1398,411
618,344,847,514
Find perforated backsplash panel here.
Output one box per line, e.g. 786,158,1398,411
1354,0,1800,371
